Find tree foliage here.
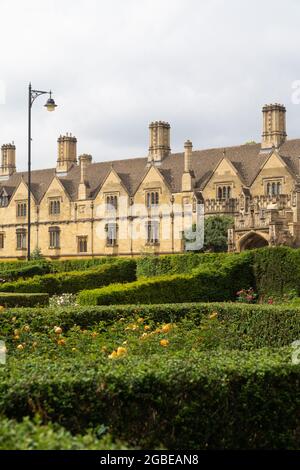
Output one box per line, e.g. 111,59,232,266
204,215,234,252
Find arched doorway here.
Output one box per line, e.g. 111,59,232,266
239,231,269,251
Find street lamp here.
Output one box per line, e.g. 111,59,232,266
28,83,57,260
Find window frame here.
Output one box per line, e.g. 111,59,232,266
146,220,160,245
77,236,88,253
146,190,160,208
16,201,27,218
49,198,61,216
264,179,283,196
0,232,4,249
49,226,61,249
216,184,232,201
16,229,27,250
105,194,118,213
105,222,118,247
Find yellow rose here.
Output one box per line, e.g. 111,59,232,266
209,312,218,319
17,344,24,351
54,326,62,335
161,323,172,333
116,347,127,356
108,350,118,359
160,339,169,347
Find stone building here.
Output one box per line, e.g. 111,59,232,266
0,103,299,259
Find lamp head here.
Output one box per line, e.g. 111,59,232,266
44,91,57,112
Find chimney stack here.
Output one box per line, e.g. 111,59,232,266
78,154,92,200
184,140,193,172
0,143,16,179
56,133,77,173
261,103,287,150
148,121,171,164
181,140,194,192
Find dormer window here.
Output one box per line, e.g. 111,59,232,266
146,191,159,208
105,194,118,212
265,180,282,196
49,199,61,215
216,185,232,200
0,190,8,207
16,201,27,218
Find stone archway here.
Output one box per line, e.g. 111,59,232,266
239,231,269,251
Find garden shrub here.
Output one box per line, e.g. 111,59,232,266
3,302,300,349
252,246,300,297
0,348,298,449
136,252,228,278
50,256,119,273
0,259,136,295
0,256,125,277
0,417,132,450
0,293,49,308
79,252,254,305
136,247,300,299
0,262,52,282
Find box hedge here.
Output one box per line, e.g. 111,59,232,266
78,252,254,305
50,256,119,273
0,259,136,295
136,252,228,278
0,262,52,282
136,246,300,298
0,417,131,450
3,302,300,349
0,348,299,449
0,293,49,308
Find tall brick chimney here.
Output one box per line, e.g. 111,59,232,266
78,154,92,200
261,103,287,150
148,121,171,164
56,133,77,173
0,143,16,178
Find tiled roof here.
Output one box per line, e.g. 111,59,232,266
1,139,300,201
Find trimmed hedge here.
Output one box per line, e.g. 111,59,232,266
0,259,136,295
137,247,300,298
0,348,299,449
2,302,300,349
0,257,124,279
0,262,52,282
252,246,300,297
50,257,119,273
79,252,254,305
136,252,227,278
0,417,131,450
0,293,49,308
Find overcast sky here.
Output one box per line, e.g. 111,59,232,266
1,0,300,171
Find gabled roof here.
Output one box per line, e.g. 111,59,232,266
1,138,300,202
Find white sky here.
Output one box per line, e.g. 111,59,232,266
1,0,300,170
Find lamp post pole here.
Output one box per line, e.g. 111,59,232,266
27,83,57,261
27,83,32,262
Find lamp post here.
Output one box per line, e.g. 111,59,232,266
27,83,57,260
